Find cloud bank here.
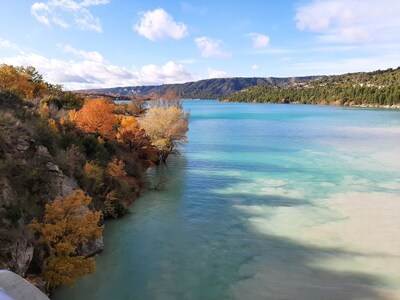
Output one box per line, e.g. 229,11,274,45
1,44,193,90
295,0,400,43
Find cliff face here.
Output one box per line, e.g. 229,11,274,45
0,94,103,280
0,135,82,276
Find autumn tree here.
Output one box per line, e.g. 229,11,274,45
30,190,103,288
101,190,119,218
107,157,127,178
117,116,151,152
0,64,47,99
68,109,78,123
141,99,189,163
76,98,118,139
82,162,104,194
38,103,50,119
113,99,146,116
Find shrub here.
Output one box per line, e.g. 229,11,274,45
82,162,104,195
55,145,85,177
33,120,60,156
81,135,109,163
101,191,127,218
0,89,24,109
3,203,22,223
42,92,84,110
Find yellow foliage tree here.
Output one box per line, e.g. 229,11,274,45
48,118,58,133
30,190,103,287
0,64,47,99
107,157,127,178
141,101,189,163
83,162,104,193
39,103,50,119
68,109,78,123
84,162,103,181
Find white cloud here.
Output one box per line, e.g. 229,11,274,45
0,39,23,53
291,54,400,75
295,0,400,43
31,0,109,32
0,43,193,90
139,61,192,84
207,67,228,78
31,2,51,25
195,37,231,58
248,33,270,48
59,44,104,62
251,64,260,70
134,8,188,41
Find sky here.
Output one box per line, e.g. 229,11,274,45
1,0,400,90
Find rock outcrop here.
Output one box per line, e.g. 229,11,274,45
0,136,87,278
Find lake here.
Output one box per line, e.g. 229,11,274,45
55,100,400,300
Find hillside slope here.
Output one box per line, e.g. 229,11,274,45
221,67,400,107
78,76,321,99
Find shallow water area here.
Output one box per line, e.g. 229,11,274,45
55,101,400,300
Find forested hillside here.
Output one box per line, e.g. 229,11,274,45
79,76,320,99
221,67,400,107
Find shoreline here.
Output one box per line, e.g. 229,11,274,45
218,99,400,109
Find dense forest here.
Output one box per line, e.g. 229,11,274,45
221,67,400,107
79,76,320,99
0,64,188,293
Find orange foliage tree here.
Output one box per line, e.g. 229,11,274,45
76,98,118,139
30,190,103,287
117,116,150,152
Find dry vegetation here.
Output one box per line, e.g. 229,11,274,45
0,64,189,291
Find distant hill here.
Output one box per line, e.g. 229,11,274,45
221,67,400,107
77,76,321,99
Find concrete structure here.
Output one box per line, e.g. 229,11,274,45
0,270,49,300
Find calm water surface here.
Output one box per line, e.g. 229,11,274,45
55,101,400,300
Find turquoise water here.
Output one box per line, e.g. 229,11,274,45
55,101,400,300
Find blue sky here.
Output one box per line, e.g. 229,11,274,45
1,0,400,89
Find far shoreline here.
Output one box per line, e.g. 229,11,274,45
218,98,400,110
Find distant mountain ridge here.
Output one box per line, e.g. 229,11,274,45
77,76,322,99
221,67,400,107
